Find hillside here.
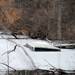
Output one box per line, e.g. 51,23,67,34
0,0,75,40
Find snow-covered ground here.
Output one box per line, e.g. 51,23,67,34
0,35,75,74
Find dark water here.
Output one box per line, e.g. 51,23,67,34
8,71,75,75
0,70,75,75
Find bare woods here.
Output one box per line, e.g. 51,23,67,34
0,0,75,40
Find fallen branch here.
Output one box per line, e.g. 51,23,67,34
1,35,37,69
